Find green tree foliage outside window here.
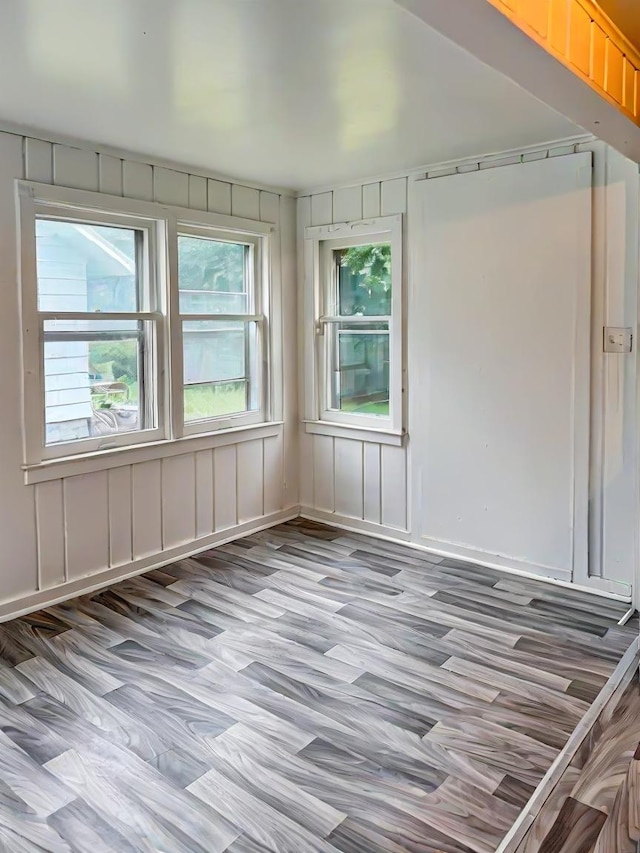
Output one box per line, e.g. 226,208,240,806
339,243,391,316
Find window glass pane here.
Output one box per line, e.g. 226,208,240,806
329,323,390,416
183,320,258,422
178,235,248,314
43,320,149,446
337,243,391,317
36,219,139,312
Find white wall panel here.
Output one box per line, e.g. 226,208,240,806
381,445,407,531
237,439,264,523
0,129,296,619
122,160,154,201
299,431,315,509
381,178,407,215
263,434,284,515
154,167,189,207
64,472,109,580
0,132,37,603
162,454,196,548
362,182,381,219
35,481,65,590
363,443,382,525
131,460,162,559
313,435,335,512
25,138,53,183
333,186,362,223
414,154,592,576
98,155,123,196
214,445,237,531
259,191,280,224
53,145,99,191
195,449,215,539
281,194,299,509
207,179,232,215
231,185,260,220
311,192,333,226
334,438,364,519
107,467,132,568
188,175,207,211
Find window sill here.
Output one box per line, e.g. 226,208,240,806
303,420,407,447
23,422,284,485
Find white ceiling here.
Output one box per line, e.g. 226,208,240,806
0,0,579,191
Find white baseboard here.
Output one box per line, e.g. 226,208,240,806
0,508,299,623
497,637,640,853
300,507,411,541
3,504,632,623
300,507,632,602
419,534,572,583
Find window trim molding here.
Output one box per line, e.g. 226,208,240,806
22,421,284,485
16,180,276,469
303,214,404,435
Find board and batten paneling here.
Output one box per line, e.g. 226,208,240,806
32,432,293,593
0,130,297,614
298,142,639,597
298,177,410,533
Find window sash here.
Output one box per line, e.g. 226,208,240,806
176,226,267,434
180,314,266,433
39,316,161,457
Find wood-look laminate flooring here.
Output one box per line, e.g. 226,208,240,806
514,672,640,853
0,518,636,853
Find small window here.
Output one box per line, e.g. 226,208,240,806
25,209,164,460
177,229,266,432
309,216,402,434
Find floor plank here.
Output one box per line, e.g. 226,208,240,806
0,519,635,852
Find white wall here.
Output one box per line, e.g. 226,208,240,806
0,131,299,619
298,140,639,598
413,153,592,584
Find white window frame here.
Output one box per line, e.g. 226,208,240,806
176,223,269,436
17,181,274,471
304,215,403,437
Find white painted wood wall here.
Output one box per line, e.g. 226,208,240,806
0,131,299,618
297,180,410,535
298,141,639,596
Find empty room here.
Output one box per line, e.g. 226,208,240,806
0,0,638,850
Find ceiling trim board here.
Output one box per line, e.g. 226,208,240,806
0,119,295,198
295,132,594,197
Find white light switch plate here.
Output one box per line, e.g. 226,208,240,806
603,327,633,353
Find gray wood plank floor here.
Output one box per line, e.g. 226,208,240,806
514,673,640,852
0,519,636,852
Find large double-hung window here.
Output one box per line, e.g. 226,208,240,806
18,183,272,468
